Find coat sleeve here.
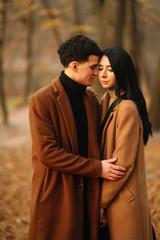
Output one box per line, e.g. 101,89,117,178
101,101,142,208
29,95,102,178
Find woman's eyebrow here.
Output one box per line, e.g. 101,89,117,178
98,64,112,67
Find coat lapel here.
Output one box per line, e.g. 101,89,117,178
52,77,79,153
101,113,113,148
101,92,119,152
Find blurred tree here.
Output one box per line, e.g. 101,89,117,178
123,0,150,93
0,0,8,124
7,0,37,103
91,0,152,99
70,0,94,36
41,0,63,46
150,56,160,130
138,0,160,129
91,0,125,49
72,0,84,35
23,0,35,103
123,0,139,71
40,0,93,41
91,0,126,99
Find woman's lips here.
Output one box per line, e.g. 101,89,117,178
101,81,109,84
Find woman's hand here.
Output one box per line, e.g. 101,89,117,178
99,208,107,228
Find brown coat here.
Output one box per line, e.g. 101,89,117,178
100,92,153,240
28,77,102,240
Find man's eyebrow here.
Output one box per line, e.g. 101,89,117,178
90,64,98,67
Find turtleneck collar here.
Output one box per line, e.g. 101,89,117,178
60,71,86,96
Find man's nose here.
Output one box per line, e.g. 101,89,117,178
94,68,98,76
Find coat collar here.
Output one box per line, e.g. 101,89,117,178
101,92,120,148
52,77,79,153
101,92,119,123
51,77,99,157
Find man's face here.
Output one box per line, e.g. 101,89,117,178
76,55,99,86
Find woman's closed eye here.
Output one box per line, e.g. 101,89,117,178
98,66,113,72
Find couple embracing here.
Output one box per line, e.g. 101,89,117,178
28,35,154,240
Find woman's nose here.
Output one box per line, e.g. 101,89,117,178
102,69,107,77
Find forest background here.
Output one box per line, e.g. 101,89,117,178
0,0,160,239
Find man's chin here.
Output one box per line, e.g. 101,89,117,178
87,81,93,86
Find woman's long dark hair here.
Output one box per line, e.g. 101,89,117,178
101,47,152,144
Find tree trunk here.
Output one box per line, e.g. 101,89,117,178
91,0,126,49
91,0,126,98
71,0,84,35
23,0,34,104
102,0,126,48
150,56,160,130
123,0,140,73
0,0,8,124
123,0,150,94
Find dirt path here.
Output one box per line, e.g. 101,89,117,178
0,106,31,240
0,106,160,239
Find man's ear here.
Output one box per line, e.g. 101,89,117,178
69,61,79,72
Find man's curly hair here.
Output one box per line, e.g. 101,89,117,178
57,35,101,67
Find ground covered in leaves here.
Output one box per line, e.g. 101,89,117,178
0,106,160,239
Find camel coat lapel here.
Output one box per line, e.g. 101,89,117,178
101,92,119,154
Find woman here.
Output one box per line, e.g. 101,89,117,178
98,47,154,240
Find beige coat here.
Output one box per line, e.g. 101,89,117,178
28,77,102,240
100,92,153,240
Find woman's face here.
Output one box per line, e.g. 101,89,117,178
98,55,117,90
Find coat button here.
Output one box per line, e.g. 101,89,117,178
78,183,84,188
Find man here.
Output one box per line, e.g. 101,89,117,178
28,35,126,240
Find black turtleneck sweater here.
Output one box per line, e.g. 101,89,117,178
60,71,88,158
60,71,90,240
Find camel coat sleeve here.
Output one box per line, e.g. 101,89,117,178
101,100,141,208
29,94,102,178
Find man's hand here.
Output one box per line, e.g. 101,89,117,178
100,158,126,180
